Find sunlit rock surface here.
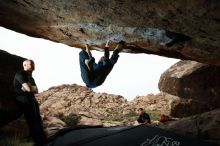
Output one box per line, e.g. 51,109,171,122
36,84,127,122
2,84,219,144
0,0,219,65
159,60,220,117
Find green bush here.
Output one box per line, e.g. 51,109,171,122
108,113,124,121
123,110,139,122
105,110,169,124
104,110,138,122
147,110,169,121
61,113,81,127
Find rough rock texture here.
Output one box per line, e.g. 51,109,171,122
160,109,220,145
36,84,127,126
2,118,30,139
36,84,172,126
4,84,220,145
124,93,176,114
34,84,171,134
159,60,220,117
0,0,219,65
0,50,25,126
2,116,66,138
43,116,66,136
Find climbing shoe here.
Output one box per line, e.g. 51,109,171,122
114,41,125,53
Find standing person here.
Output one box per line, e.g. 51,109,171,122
137,108,151,125
13,59,47,146
79,40,125,88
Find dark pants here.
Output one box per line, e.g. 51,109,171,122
79,47,119,88
16,96,47,145
103,47,119,65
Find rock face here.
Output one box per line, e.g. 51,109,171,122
125,93,175,113
0,0,219,129
159,60,220,117
0,0,219,65
4,84,170,136
0,50,25,126
36,84,172,127
160,109,220,145
3,84,220,145
36,84,127,126
43,116,66,136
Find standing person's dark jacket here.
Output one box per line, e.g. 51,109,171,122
14,71,35,100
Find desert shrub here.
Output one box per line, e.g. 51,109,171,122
123,110,138,122
61,113,81,127
109,110,169,123
105,110,138,122
147,110,169,121
0,125,32,146
108,113,124,121
0,137,32,146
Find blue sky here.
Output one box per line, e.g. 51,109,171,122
0,27,179,101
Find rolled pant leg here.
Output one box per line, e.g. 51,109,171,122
104,47,110,59
110,51,119,65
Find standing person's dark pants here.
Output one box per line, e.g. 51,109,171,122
16,95,47,145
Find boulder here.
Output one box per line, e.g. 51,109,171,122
0,50,25,126
36,84,127,125
126,93,174,113
160,109,220,145
78,116,102,126
44,116,66,136
159,60,220,117
0,0,219,65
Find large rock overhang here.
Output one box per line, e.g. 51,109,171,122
0,0,219,65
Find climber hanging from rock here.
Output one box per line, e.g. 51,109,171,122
79,40,125,88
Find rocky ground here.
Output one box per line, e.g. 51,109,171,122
0,0,219,145
1,58,220,145
36,84,173,125
2,84,219,145
2,84,171,137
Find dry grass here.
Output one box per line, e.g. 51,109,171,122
0,125,33,146
0,137,33,146
104,110,169,125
